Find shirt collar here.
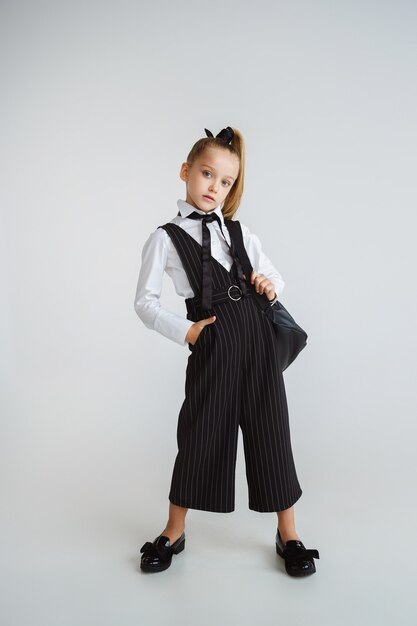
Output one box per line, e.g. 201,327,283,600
177,199,224,224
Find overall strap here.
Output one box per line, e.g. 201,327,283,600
225,220,272,311
224,220,254,283
158,223,203,296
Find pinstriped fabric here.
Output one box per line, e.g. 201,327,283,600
158,222,302,513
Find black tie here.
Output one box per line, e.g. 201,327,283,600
185,210,247,309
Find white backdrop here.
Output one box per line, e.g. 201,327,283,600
1,1,416,625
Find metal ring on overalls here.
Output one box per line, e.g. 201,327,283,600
227,285,242,301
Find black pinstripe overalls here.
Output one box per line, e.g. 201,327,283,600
158,221,303,513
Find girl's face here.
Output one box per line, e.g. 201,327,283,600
180,147,240,212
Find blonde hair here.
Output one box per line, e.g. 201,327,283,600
185,127,245,220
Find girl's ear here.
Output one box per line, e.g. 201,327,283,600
179,162,189,182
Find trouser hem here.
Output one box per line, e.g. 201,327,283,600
169,496,235,513
248,488,303,513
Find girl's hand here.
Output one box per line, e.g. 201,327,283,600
185,316,216,345
251,270,276,301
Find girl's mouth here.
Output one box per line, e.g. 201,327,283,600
203,195,215,202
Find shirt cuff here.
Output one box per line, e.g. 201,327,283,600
182,320,195,346
153,313,195,347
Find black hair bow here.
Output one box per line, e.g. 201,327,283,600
204,126,234,144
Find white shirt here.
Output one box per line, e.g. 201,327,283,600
134,199,285,347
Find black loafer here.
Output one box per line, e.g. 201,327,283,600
275,528,320,577
140,531,186,572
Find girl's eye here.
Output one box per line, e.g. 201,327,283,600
202,170,230,187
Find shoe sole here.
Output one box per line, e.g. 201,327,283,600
276,542,316,577
140,538,185,573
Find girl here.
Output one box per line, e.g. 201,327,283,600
134,126,320,577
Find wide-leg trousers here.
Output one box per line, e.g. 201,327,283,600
168,291,303,513
158,220,303,514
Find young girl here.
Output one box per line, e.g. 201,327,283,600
134,126,320,577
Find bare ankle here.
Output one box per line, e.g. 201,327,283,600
161,525,185,543
278,527,300,542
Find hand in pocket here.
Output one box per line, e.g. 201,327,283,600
186,315,216,346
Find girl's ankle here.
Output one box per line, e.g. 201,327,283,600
278,527,300,543
161,527,185,542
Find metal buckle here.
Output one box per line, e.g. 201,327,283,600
228,285,242,301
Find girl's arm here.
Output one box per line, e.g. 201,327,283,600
134,229,195,346
240,223,286,299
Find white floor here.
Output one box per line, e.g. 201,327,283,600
1,452,414,626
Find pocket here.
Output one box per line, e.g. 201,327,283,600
193,324,207,349
188,324,205,351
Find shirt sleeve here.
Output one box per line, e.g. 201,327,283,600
133,228,195,347
240,222,285,301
